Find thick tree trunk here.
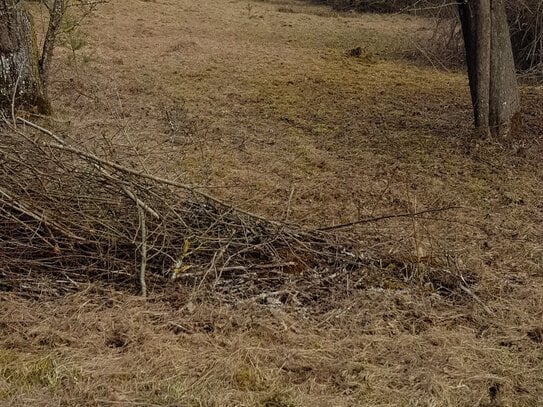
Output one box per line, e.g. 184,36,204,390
458,0,520,138
0,0,50,114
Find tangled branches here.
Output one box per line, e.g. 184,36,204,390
508,0,543,76
0,116,477,306
0,118,368,300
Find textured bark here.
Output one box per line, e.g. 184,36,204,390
458,0,520,137
475,0,490,132
39,0,65,95
0,0,50,114
488,0,520,136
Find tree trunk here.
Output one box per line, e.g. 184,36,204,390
0,0,50,114
458,0,520,138
39,0,65,96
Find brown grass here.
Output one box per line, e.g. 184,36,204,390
1,287,542,406
2,0,543,405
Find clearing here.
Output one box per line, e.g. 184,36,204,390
1,0,542,406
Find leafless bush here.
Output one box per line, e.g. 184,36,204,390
312,0,543,77
405,1,543,77
508,0,543,76
410,7,465,70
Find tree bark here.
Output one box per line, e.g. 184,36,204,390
0,0,50,114
458,0,520,138
39,0,65,96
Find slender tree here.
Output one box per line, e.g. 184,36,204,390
458,0,520,137
39,0,66,98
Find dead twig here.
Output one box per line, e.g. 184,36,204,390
138,205,148,298
317,206,467,231
459,284,495,317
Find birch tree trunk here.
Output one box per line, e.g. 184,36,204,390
0,0,50,114
458,0,520,138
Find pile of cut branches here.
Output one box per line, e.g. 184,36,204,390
0,118,371,301
0,118,474,305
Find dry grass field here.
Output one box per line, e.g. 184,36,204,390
1,0,542,405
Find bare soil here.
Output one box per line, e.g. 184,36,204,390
1,0,542,406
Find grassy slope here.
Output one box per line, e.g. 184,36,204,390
1,0,542,405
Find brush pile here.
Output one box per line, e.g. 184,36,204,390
0,118,475,305
0,118,372,301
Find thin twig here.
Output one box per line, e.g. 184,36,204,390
283,186,295,221
11,69,23,128
459,284,494,316
0,186,87,242
317,206,468,231
138,205,148,298
97,164,160,220
16,117,66,144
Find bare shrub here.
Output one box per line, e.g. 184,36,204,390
508,0,543,76
408,6,465,70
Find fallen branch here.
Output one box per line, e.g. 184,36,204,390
317,206,467,231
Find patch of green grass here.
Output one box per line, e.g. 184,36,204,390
466,176,490,198
0,349,77,395
233,366,266,391
260,392,297,407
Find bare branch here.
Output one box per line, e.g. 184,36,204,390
317,206,468,232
